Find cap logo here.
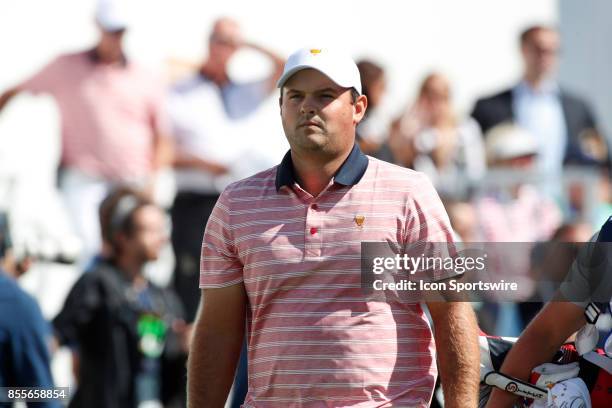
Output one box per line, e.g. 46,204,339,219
310,49,322,55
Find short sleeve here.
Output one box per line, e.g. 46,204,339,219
559,257,592,309
404,172,455,244
199,189,244,288
19,56,64,95
560,229,612,308
403,172,458,281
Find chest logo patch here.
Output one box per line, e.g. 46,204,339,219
354,215,365,228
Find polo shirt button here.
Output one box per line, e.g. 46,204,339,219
310,227,318,235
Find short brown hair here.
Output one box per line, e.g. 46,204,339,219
356,60,384,99
99,186,153,247
520,25,557,45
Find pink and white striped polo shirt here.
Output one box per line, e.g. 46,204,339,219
200,145,457,407
19,50,169,181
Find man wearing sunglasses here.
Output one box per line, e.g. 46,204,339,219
471,25,610,180
168,17,284,323
167,17,284,407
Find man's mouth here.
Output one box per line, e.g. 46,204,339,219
298,120,323,129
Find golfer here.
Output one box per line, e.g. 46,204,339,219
188,47,480,407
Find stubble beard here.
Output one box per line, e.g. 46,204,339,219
288,128,339,159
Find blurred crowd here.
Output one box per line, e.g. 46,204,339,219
0,0,610,407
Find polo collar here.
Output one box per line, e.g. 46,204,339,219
275,144,369,192
515,79,559,96
87,48,128,67
598,216,612,242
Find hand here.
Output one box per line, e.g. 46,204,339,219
172,319,193,353
388,118,418,167
211,30,244,49
138,178,157,202
431,128,458,168
399,102,429,139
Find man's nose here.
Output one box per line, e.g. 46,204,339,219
300,95,317,115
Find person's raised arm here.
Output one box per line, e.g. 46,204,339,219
242,41,284,93
427,301,480,408
187,284,247,408
484,301,585,408
172,151,229,176
1,56,64,114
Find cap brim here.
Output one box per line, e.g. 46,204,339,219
276,64,358,92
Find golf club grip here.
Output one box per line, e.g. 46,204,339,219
483,371,548,400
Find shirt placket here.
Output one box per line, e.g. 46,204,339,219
304,199,323,259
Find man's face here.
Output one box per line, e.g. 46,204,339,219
521,28,560,79
121,205,168,262
208,19,241,68
97,25,126,60
280,69,367,159
421,75,451,121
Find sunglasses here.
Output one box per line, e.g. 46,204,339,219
528,44,560,56
104,28,127,37
209,34,238,47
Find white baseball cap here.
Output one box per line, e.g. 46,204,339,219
277,48,362,94
96,0,131,32
485,123,539,162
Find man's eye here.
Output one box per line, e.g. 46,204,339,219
289,94,301,100
321,94,335,99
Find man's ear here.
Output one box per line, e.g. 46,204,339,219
353,94,368,125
